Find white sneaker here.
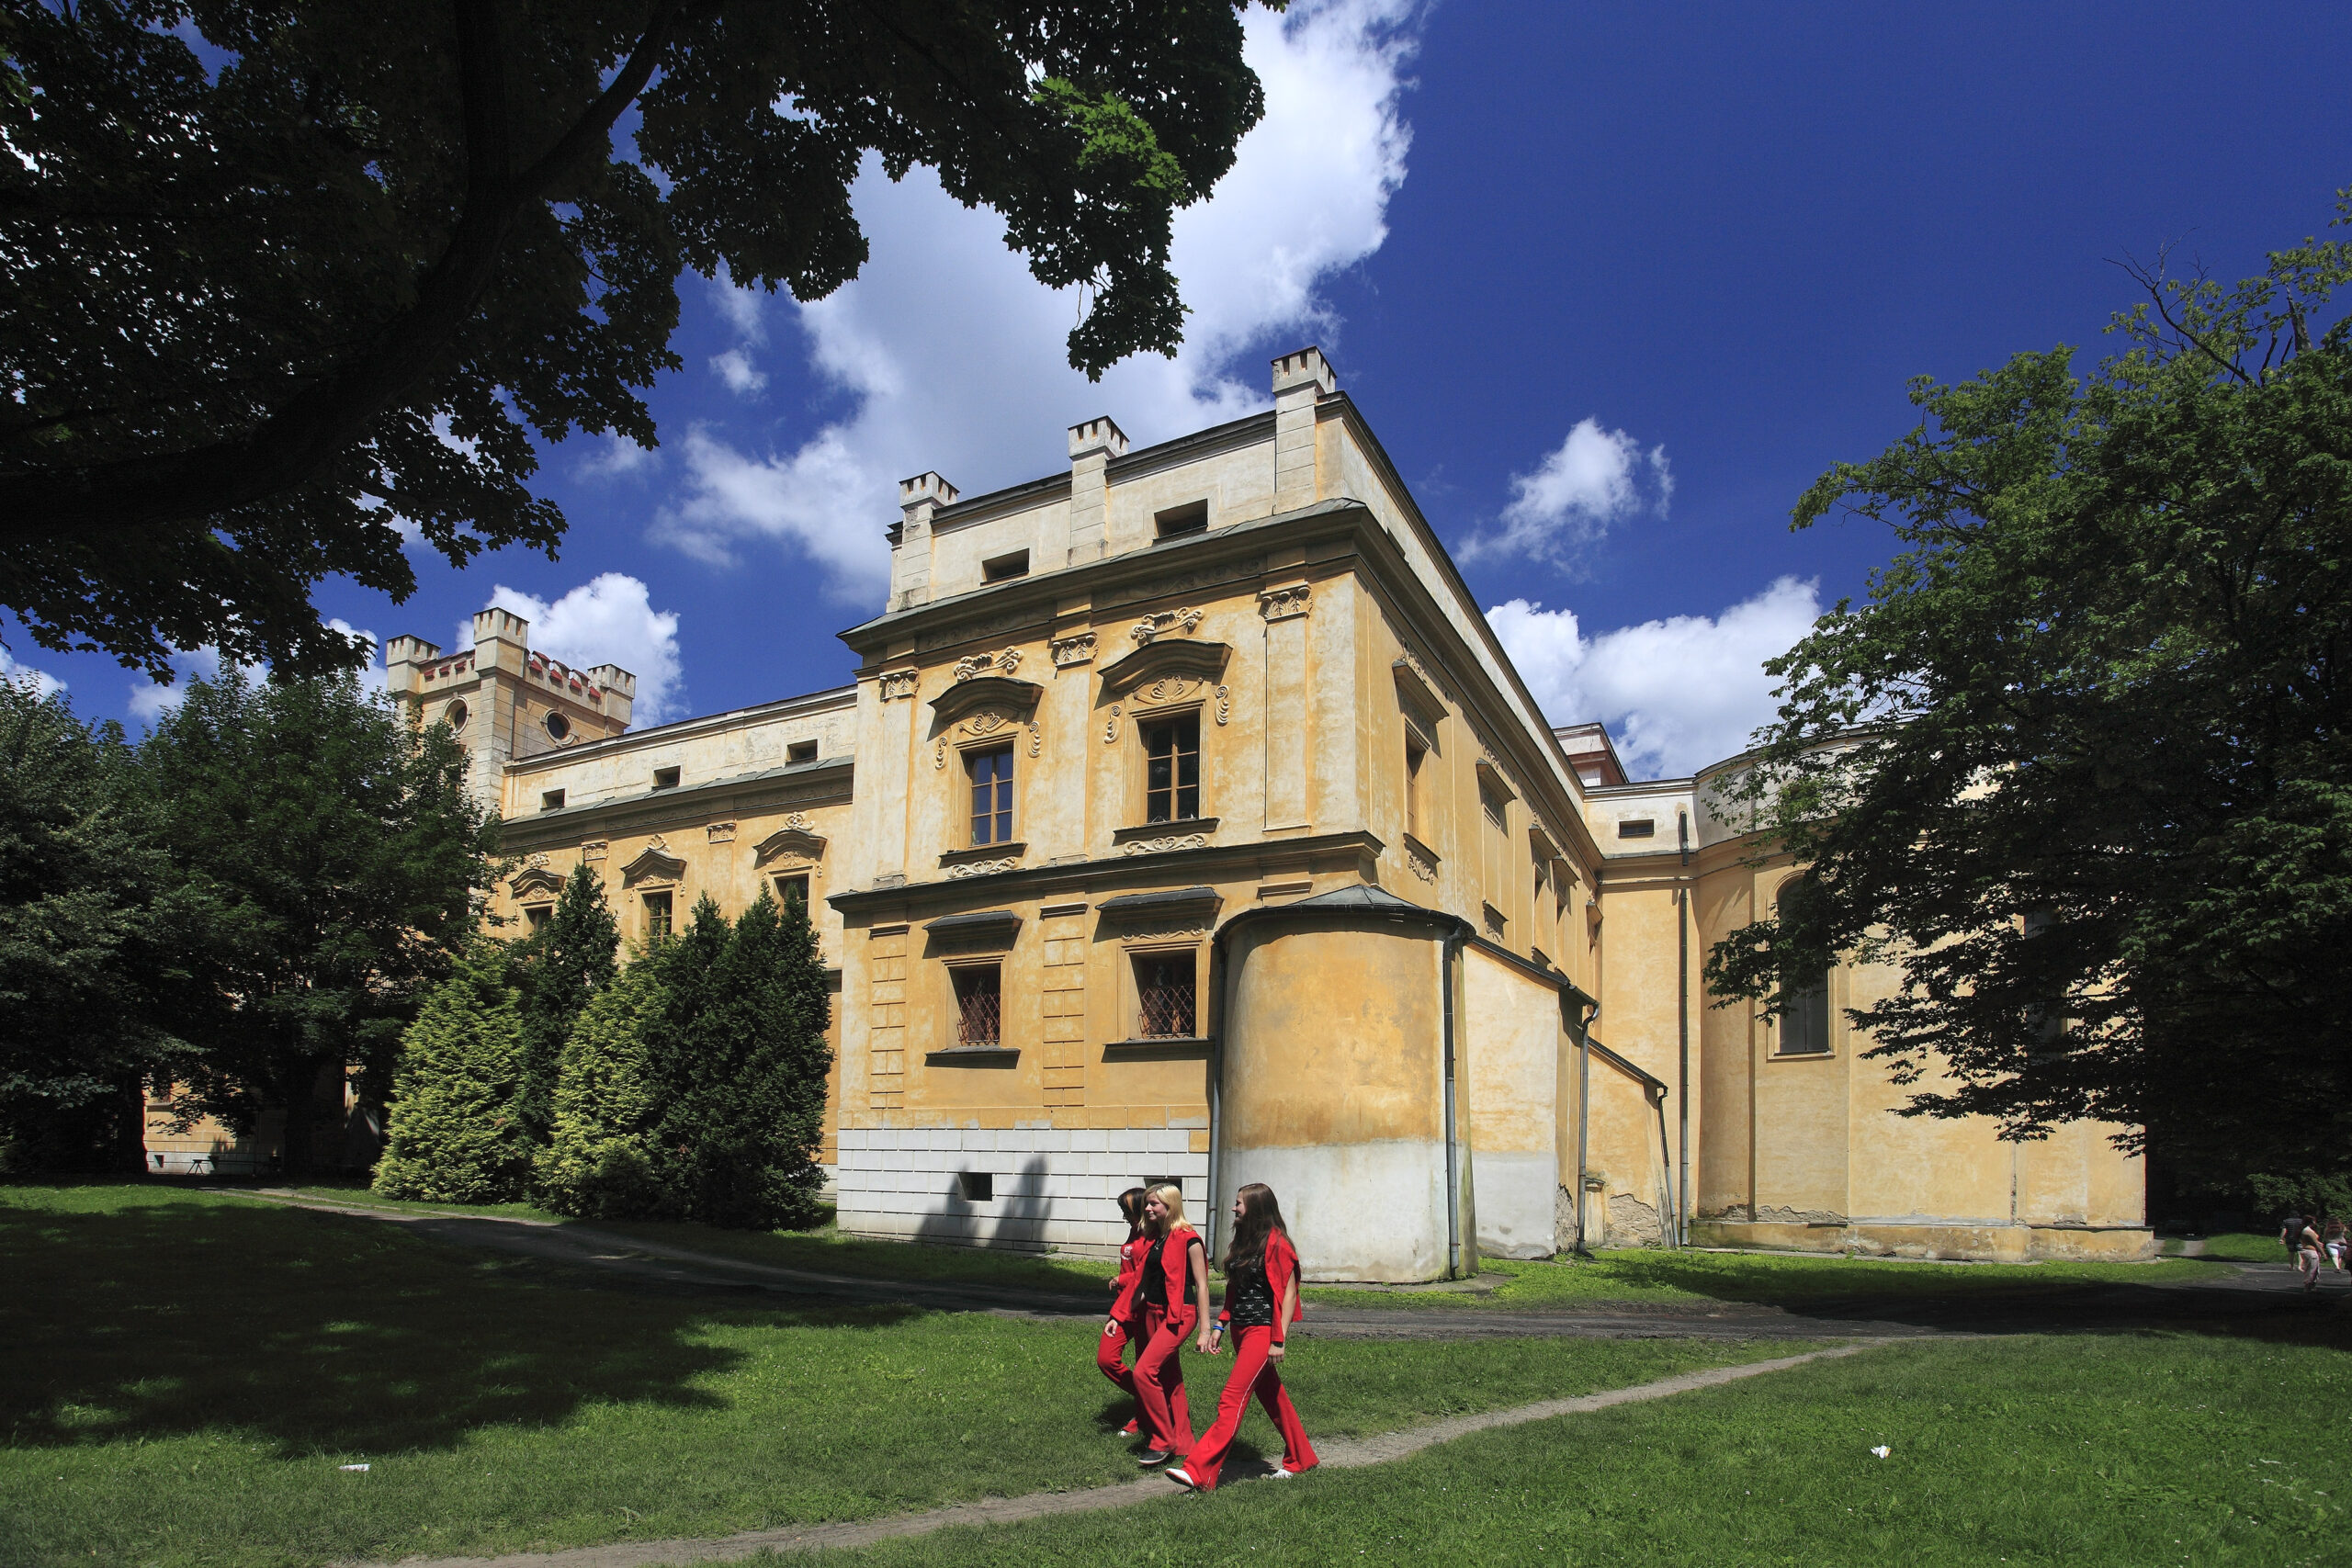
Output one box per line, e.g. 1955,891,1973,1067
1166,1467,1197,1488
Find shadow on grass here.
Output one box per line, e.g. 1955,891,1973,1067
0,1189,915,1457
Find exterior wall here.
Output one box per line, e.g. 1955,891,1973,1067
1220,919,1450,1281
252,344,2156,1274
1461,943,1561,1259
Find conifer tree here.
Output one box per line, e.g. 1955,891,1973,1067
647,889,832,1229
537,952,672,1220
372,942,531,1203
512,864,619,1159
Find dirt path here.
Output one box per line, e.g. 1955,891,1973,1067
334,1343,1883,1568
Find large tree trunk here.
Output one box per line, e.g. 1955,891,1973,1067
277,1053,335,1179
112,1077,151,1175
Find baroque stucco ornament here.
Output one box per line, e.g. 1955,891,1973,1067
1258,582,1312,621
1122,833,1210,856
1050,632,1096,668
878,668,919,701
1129,607,1204,646
953,648,1023,682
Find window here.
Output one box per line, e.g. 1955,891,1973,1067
1774,883,1830,1055
1618,818,1656,839
545,710,571,741
953,964,1002,1046
524,905,553,930
445,699,469,731
1404,733,1427,840
967,744,1014,845
774,872,809,912
652,766,680,791
1143,712,1201,823
1134,952,1197,1038
643,891,673,941
1479,779,1508,902
982,548,1030,582
957,1170,995,1201
1154,500,1209,539
786,739,818,764
540,788,565,811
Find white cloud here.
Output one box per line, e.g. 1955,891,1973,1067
326,618,387,694
127,646,223,723
476,573,685,724
576,434,659,480
709,348,768,396
0,647,63,698
1489,576,1823,779
1462,420,1672,567
656,0,1419,605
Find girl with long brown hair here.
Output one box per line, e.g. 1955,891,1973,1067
1127,1181,1212,1466
1168,1182,1317,1491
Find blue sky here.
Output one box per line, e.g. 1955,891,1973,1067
16,1,2350,778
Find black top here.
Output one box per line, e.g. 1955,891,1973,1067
1224,1248,1276,1328
1138,1234,1199,1311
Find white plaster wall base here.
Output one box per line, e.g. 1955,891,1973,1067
1471,1147,1559,1259
1221,1138,1449,1282
834,1124,1208,1256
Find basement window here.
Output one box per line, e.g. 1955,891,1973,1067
540,788,566,811
1617,818,1656,839
652,766,680,791
982,548,1030,582
957,1171,995,1201
787,739,818,764
1154,500,1209,539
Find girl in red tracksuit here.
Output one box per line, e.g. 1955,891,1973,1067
1127,1181,1213,1466
1167,1182,1317,1491
1096,1186,1172,1437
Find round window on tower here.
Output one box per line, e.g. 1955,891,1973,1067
545,710,571,741
445,699,469,731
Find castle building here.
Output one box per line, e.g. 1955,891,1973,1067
409,348,2148,1277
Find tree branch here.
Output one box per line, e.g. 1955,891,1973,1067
0,0,696,537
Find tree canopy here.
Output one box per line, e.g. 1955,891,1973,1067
141,668,496,1174
1706,195,2352,1199
0,0,1271,680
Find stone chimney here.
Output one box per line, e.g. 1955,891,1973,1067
1272,346,1336,513
1064,414,1128,565
889,471,959,609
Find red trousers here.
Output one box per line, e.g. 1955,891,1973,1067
1184,1325,1317,1490
1096,1314,1139,1401
1131,1304,1197,1455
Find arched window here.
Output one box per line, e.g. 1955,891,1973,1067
1774,881,1831,1056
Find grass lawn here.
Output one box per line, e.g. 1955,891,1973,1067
782,1330,2352,1568
1301,1244,2216,1314
276,1179,1123,1296
1,1181,1804,1568
2165,1231,2297,1264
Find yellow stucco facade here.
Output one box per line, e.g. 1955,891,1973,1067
379,346,2147,1276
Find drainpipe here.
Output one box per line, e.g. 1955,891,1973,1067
1574,995,1599,1255
1677,807,1691,1248
1441,930,1464,1278
1653,1082,1676,1247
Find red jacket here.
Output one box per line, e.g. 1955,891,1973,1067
1218,1229,1306,1326
1121,1226,1204,1321
1109,1233,1150,1324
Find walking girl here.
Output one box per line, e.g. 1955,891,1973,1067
1129,1182,1211,1466
1096,1186,1162,1435
1169,1182,1317,1492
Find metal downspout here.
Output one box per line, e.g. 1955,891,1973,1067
1442,930,1464,1278
1575,997,1598,1254
1677,807,1692,1248
1654,1083,1676,1246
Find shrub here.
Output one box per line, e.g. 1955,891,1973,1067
537,950,673,1219
372,943,531,1203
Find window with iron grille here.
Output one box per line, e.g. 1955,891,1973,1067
953,964,1002,1047
1133,952,1197,1038
1143,712,1201,823
967,744,1014,845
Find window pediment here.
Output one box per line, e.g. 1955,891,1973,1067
1097,637,1232,701
620,844,686,887
508,865,566,900
928,674,1042,728
752,827,828,867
